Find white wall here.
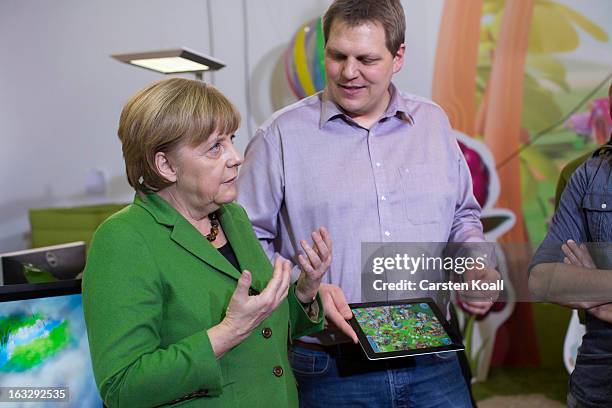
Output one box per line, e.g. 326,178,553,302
0,0,443,252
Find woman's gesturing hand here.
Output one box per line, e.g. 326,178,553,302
209,257,292,357
295,227,332,304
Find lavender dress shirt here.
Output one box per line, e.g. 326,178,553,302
237,84,485,318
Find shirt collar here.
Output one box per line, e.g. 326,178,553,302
319,82,415,129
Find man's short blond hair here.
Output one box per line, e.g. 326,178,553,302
118,78,240,193
323,0,406,55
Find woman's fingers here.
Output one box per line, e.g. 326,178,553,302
234,270,252,300
260,257,285,305
226,260,293,337
274,260,292,305
319,226,332,255
298,253,315,274
301,239,322,270
298,227,333,282
259,257,292,311
311,230,330,261
300,228,332,274
312,228,332,270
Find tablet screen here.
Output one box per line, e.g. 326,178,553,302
349,299,463,360
353,303,452,352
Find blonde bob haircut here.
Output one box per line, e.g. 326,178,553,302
118,77,240,193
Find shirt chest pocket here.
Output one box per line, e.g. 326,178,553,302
581,192,612,242
398,165,455,225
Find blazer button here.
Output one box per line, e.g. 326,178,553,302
273,366,284,377
262,327,272,338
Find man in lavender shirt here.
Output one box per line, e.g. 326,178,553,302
237,0,496,406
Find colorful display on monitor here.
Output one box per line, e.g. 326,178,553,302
0,294,102,407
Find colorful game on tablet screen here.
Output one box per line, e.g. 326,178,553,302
353,303,452,353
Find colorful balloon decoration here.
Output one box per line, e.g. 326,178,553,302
284,17,326,99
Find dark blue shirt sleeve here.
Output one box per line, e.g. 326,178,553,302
529,161,590,269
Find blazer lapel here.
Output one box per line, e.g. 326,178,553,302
170,216,243,282
218,206,271,295
136,192,243,282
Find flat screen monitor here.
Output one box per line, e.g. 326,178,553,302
0,242,86,285
0,280,103,407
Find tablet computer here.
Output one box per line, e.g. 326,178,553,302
348,298,464,360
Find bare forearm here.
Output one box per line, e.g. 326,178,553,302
529,262,612,306
207,322,249,359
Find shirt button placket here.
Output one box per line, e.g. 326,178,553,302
370,129,390,241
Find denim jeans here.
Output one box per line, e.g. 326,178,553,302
568,315,612,408
288,344,472,408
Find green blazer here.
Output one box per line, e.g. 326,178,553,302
82,192,324,407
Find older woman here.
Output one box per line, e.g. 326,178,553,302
83,78,330,407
